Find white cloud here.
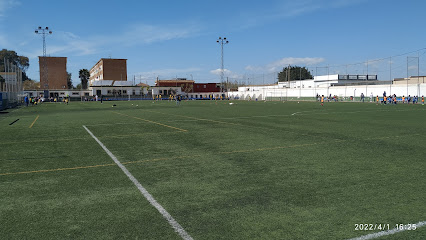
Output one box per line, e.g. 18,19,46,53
331,0,367,8
25,23,200,58
134,67,202,80
118,23,199,46
236,0,366,29
0,0,20,17
246,57,326,73
210,68,243,79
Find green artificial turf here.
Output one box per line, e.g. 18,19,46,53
1,100,425,239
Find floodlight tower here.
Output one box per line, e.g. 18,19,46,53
217,37,229,94
35,26,52,95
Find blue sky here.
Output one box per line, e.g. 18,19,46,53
1,0,426,86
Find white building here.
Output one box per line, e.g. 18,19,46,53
228,74,424,101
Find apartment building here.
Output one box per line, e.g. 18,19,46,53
89,58,127,85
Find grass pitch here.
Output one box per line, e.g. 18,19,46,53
1,100,425,239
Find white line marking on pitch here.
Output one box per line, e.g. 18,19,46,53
83,125,193,240
347,221,426,240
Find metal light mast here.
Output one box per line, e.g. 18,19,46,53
35,26,52,96
217,37,229,94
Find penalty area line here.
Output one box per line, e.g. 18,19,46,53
347,221,426,240
82,125,193,240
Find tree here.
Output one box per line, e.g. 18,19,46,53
278,66,313,82
67,72,73,89
180,83,193,93
78,69,90,89
23,80,40,90
0,49,30,73
75,83,82,90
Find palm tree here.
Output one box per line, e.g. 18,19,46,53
79,69,90,89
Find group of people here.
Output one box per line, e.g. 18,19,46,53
377,93,424,105
316,94,339,102
24,96,43,106
316,91,425,106
23,95,71,106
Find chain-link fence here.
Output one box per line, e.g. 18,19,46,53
1,59,23,110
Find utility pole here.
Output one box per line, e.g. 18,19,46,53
35,26,52,98
217,37,229,95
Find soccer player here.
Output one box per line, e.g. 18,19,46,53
422,96,424,105
176,95,181,106
321,95,324,106
402,95,405,104
376,95,379,105
383,95,387,104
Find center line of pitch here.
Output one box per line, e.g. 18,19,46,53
83,125,193,240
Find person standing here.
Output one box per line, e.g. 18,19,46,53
321,95,324,106
176,95,181,106
422,96,424,105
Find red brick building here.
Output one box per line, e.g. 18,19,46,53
39,56,67,90
193,83,221,93
156,79,221,93
155,78,223,99
89,58,127,84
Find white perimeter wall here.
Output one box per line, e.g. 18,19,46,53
229,83,426,100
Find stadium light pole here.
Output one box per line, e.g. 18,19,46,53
217,37,229,95
35,26,52,98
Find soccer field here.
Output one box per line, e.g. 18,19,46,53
1,100,425,239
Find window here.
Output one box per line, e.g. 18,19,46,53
72,92,79,95
60,92,65,95
204,85,206,88
107,90,112,94
123,90,127,94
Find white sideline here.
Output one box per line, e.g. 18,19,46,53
347,221,426,240
83,125,193,240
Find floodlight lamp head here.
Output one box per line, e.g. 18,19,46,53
45,27,49,30
224,37,226,40
226,41,229,43
216,40,219,43
35,30,38,33
219,37,222,39
38,26,42,29
49,31,52,34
